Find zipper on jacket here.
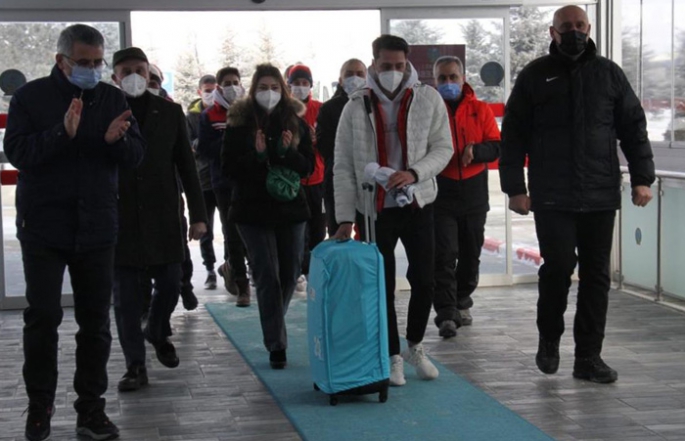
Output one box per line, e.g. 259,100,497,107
364,95,379,219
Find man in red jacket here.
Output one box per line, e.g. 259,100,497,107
431,55,501,338
287,64,324,293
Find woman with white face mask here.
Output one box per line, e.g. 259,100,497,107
221,63,314,370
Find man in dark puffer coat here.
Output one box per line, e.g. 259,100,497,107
500,5,655,384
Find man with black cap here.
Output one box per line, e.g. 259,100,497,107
109,46,207,392
4,24,145,441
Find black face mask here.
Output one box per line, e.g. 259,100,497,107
556,29,588,56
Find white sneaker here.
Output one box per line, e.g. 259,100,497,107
295,275,307,293
389,355,406,386
401,343,439,380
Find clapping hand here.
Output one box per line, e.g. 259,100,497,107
64,98,83,139
255,130,266,153
282,130,293,148
104,110,132,145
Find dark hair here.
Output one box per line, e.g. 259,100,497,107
198,74,216,88
372,34,410,60
57,24,105,56
215,67,241,84
248,64,297,134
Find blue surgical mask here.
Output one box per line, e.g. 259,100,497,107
68,64,103,90
437,83,461,101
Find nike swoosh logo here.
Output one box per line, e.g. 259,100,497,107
546,76,559,82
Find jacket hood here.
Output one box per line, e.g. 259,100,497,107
367,61,420,103
460,82,476,101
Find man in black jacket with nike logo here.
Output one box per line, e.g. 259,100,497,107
500,5,655,384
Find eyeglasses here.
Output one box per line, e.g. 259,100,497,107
62,54,108,69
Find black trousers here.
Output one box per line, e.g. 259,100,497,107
357,205,435,356
200,189,217,271
21,241,114,414
433,211,486,326
534,210,616,358
301,183,326,276
323,176,339,237
214,187,248,281
114,263,181,368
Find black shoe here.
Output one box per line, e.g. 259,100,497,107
24,403,53,441
204,272,217,290
76,409,119,440
181,289,198,311
535,337,560,374
438,320,457,338
144,329,180,368
269,350,287,369
573,355,618,384
117,365,149,392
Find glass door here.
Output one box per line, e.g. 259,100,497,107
0,11,129,310
380,7,522,288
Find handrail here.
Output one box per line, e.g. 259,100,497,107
618,165,685,307
620,165,685,180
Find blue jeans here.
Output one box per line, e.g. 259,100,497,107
113,263,181,368
237,222,306,352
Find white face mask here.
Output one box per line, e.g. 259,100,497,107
255,90,281,112
120,73,148,97
378,70,404,93
223,85,245,104
290,85,311,101
342,75,367,95
147,88,161,96
212,87,230,109
201,91,215,107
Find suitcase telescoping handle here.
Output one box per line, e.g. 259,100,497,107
361,182,376,244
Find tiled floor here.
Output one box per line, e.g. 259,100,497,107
1,273,685,440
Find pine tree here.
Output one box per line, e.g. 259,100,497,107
621,26,640,95
255,27,283,68
219,28,253,79
509,6,553,83
461,20,501,101
674,30,685,99
0,23,58,82
389,20,442,45
174,47,205,111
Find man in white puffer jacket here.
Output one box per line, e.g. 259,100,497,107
333,34,453,387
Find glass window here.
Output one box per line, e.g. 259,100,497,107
0,22,121,302
131,11,380,110
509,6,555,85
389,17,506,104
621,0,641,95
674,0,685,142
641,0,673,143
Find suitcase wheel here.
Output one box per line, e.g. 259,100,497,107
329,395,338,406
313,383,320,391
379,389,388,403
